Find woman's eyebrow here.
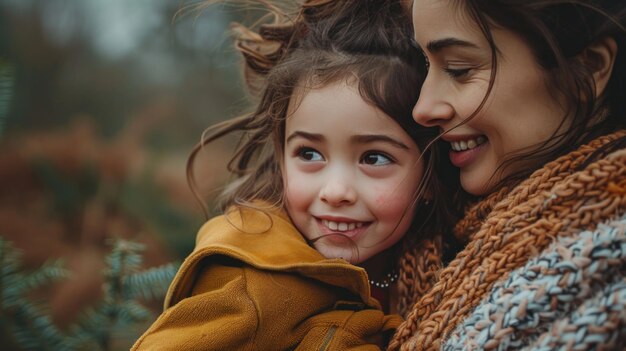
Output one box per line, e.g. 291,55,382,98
427,37,479,52
351,134,410,150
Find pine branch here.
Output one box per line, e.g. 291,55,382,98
126,262,179,301
0,236,178,350
72,238,179,351
12,259,67,295
0,237,70,351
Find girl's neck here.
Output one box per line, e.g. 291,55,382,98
359,247,396,281
360,247,399,313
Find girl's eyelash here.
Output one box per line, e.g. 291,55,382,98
294,146,323,161
361,151,396,166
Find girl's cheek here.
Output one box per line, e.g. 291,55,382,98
374,193,410,216
284,178,312,209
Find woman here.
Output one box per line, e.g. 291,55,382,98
392,1,626,350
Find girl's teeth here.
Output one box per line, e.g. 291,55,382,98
321,219,364,232
451,136,487,151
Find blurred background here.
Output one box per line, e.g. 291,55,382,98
0,0,262,349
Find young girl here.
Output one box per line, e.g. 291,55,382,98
391,0,626,350
133,1,459,350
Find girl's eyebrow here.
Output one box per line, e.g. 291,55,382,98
426,37,479,53
286,131,324,143
351,135,410,150
286,131,409,150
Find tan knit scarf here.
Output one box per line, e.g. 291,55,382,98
389,131,626,351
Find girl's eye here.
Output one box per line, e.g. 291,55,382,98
361,152,394,166
444,67,471,78
296,147,324,162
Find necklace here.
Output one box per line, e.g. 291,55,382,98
369,270,399,288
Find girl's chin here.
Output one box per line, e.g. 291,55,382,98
315,244,359,263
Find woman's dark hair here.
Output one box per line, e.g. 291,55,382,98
450,0,626,187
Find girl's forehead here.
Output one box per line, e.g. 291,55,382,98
287,77,358,114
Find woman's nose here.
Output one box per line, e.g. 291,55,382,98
412,75,455,127
319,177,357,206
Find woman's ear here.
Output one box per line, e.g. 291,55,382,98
578,37,618,98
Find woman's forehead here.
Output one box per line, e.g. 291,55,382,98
411,0,483,47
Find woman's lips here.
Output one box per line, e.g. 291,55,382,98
449,141,487,168
443,135,488,168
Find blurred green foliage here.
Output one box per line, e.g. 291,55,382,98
0,59,15,137
0,1,260,348
0,236,179,351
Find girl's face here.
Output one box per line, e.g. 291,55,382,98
283,81,424,264
411,0,569,195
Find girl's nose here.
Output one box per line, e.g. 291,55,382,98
412,75,455,127
319,178,357,207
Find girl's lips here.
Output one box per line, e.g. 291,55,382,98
314,218,371,240
449,140,488,168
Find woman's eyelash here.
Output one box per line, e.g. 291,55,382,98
444,67,471,78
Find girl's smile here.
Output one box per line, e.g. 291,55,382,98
315,216,371,239
283,81,424,264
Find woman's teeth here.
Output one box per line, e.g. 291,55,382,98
451,136,487,151
322,219,364,231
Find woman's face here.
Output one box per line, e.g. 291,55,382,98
411,0,569,195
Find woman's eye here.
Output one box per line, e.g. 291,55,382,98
361,152,393,166
296,147,324,162
444,67,471,78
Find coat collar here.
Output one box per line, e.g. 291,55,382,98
165,204,378,309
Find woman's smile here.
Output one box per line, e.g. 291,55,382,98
442,133,488,168
411,0,569,195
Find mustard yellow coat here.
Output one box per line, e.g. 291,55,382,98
132,206,402,350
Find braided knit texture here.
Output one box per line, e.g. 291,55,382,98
390,131,626,351
443,215,626,350
397,237,443,318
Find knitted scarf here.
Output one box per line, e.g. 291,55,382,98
389,131,626,351
443,214,626,350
